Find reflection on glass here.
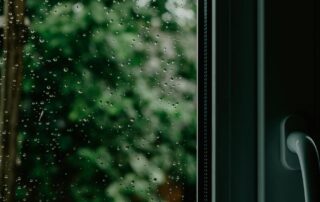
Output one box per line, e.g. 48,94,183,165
0,0,197,201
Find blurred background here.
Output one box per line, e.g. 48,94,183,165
10,0,197,201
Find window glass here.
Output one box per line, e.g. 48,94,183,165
0,0,197,201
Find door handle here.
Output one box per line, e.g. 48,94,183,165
286,132,320,202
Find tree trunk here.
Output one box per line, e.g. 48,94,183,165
0,0,25,201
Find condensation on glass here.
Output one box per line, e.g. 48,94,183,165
0,0,197,201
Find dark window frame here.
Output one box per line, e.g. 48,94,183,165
210,0,259,201
198,0,212,201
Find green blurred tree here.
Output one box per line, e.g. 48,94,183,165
14,0,196,201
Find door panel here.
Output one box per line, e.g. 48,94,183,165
262,0,318,201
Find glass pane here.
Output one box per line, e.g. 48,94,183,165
0,0,197,201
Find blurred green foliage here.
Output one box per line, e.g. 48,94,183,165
16,0,196,201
